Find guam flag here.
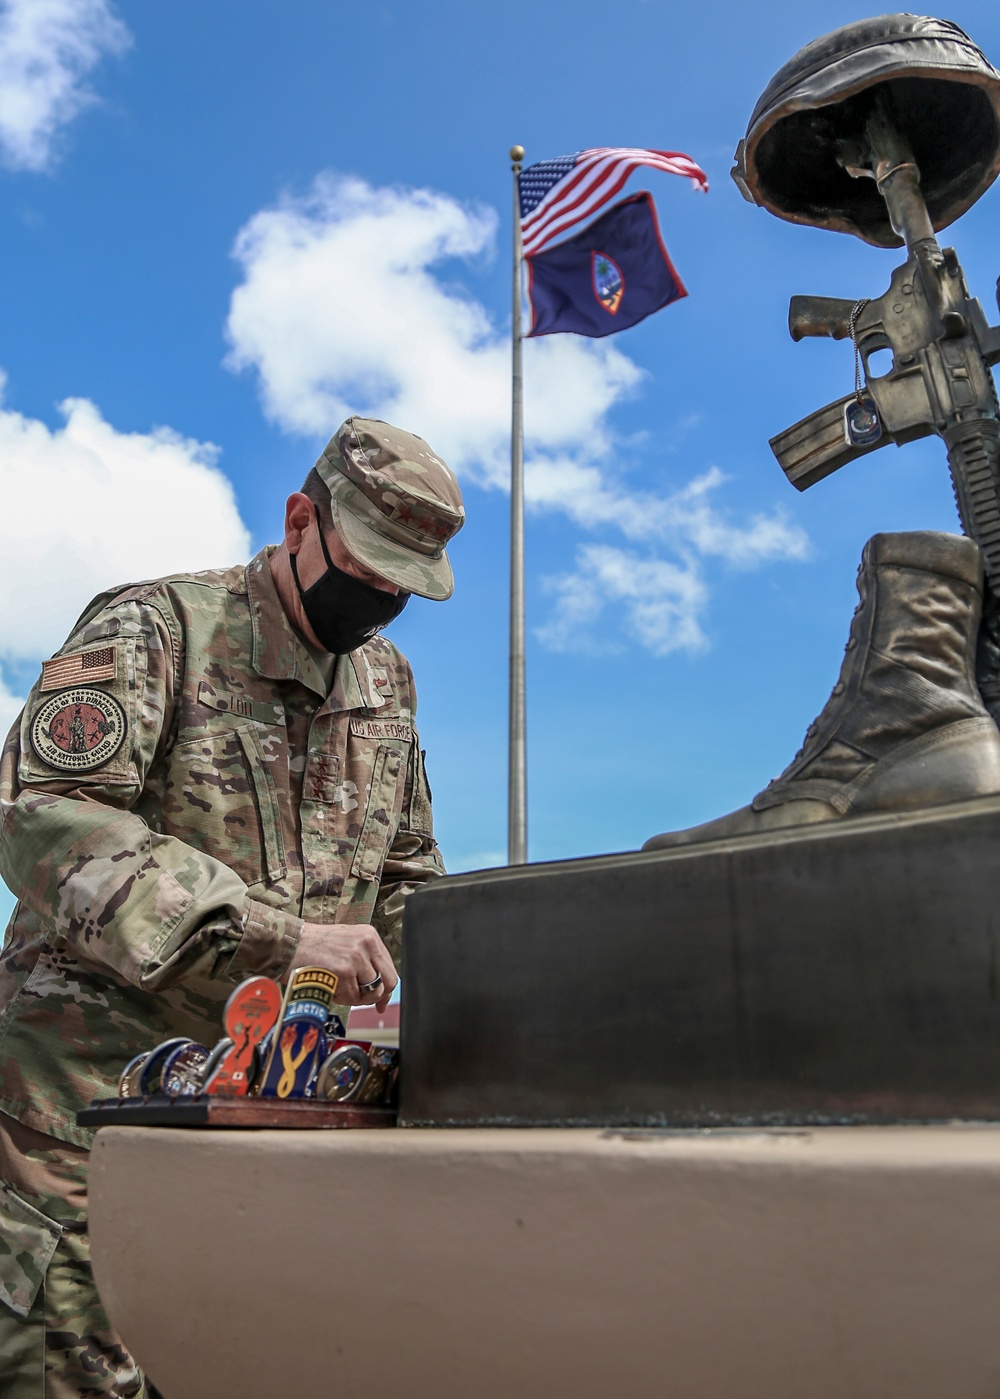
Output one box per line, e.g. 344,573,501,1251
525,192,687,338
517,146,705,339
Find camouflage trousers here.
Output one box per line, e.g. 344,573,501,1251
0,1114,158,1399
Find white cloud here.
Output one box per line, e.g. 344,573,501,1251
539,545,710,657
533,466,809,656
0,0,129,172
0,673,23,740
225,172,645,489
523,458,806,566
225,172,808,655
0,377,251,671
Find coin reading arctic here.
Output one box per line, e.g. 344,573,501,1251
259,967,340,1100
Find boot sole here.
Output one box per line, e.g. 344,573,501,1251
642,718,1000,851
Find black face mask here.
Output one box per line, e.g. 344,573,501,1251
289,527,409,655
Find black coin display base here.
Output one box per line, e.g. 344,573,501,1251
400,795,1000,1128
77,1096,397,1130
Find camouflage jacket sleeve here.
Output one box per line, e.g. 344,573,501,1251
0,594,300,992
371,670,446,964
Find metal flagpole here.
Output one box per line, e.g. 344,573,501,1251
508,144,528,865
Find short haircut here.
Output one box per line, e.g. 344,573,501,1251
301,467,334,531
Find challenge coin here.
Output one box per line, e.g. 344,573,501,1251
199,1037,234,1085
258,1018,326,1099
205,976,282,1097
118,1052,150,1099
138,1038,193,1096
356,1044,400,1106
161,1042,210,1097
258,967,339,1099
315,1043,370,1103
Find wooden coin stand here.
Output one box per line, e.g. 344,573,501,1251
78,1096,397,1129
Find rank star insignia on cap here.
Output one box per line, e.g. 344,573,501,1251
315,416,465,601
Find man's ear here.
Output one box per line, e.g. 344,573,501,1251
284,493,316,553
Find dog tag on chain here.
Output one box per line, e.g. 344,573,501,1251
845,394,882,447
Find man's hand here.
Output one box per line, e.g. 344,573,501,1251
286,923,398,1013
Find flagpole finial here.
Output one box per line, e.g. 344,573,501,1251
510,145,525,164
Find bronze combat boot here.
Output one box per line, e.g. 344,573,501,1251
644,531,1000,852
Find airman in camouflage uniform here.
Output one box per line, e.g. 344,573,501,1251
0,418,465,1396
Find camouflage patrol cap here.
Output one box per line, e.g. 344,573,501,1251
315,417,465,601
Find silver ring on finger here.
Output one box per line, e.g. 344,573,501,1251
358,974,383,995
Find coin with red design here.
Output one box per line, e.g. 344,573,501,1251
204,976,283,1097
30,686,127,773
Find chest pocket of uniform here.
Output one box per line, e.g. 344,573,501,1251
236,727,287,883
167,726,286,887
350,744,405,883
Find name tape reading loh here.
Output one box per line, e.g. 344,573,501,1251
349,718,412,742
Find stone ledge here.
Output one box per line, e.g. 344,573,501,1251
90,1124,1000,1398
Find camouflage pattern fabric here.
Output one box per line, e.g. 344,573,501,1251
0,545,445,1148
0,1112,156,1398
318,416,466,601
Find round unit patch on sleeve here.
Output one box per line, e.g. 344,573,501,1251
29,687,127,773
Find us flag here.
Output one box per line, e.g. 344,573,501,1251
518,147,708,256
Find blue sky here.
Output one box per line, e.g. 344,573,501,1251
2,0,1000,933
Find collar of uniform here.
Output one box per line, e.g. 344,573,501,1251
324,647,394,713
247,548,392,705
246,546,328,698
326,653,365,712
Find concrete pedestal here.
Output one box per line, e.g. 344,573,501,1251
89,1124,1000,1398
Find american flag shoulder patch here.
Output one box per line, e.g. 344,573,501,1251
41,646,118,692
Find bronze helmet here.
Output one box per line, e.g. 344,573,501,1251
732,14,1000,247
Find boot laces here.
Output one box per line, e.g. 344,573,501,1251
769,579,866,784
